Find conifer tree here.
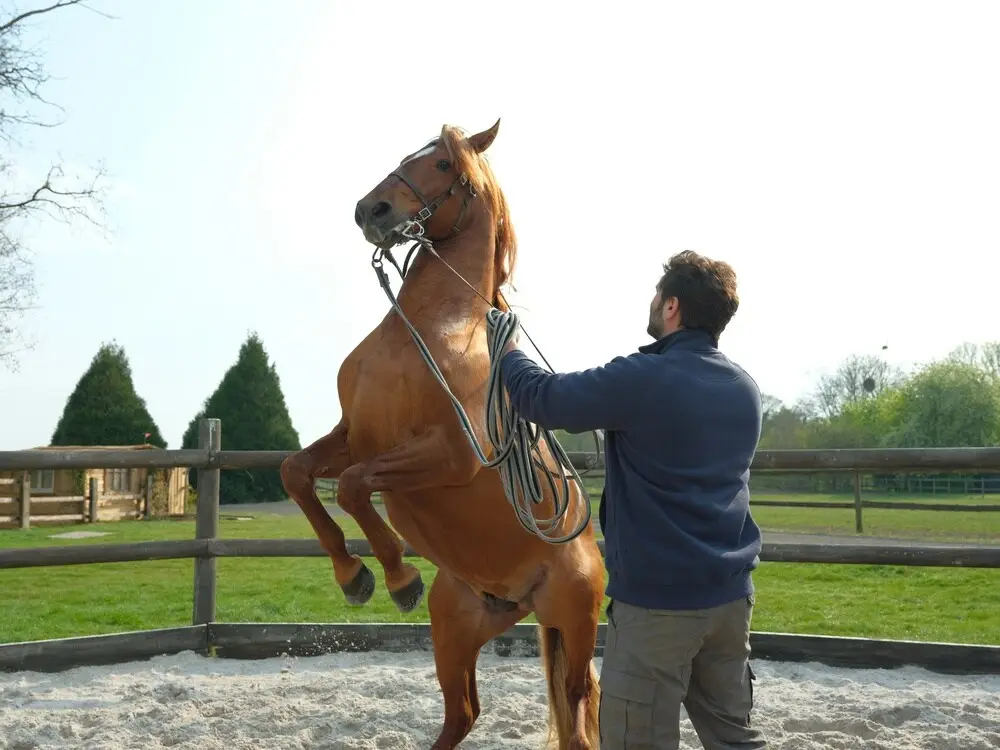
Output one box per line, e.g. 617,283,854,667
50,341,166,447
183,332,300,504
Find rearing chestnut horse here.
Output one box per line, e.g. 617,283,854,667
280,120,604,749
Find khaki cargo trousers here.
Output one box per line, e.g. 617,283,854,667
598,595,767,749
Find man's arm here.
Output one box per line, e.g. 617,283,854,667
500,349,648,433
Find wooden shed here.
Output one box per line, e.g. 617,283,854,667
0,445,190,528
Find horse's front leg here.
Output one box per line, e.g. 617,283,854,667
336,425,479,613
280,421,376,605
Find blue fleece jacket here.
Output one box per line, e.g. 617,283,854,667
501,328,763,611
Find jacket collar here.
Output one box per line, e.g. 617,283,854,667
638,328,717,356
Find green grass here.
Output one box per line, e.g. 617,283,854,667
2,494,998,646
4,552,997,647
756,491,1000,507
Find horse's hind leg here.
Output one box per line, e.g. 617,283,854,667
428,571,525,750
279,421,375,605
336,425,478,613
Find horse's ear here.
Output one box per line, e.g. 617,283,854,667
468,119,500,153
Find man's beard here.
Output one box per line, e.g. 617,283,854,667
647,312,664,340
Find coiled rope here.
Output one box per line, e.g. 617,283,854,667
370,223,595,544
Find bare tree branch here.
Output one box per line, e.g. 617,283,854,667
1,163,106,218
980,342,1000,380
948,341,1000,380
0,0,112,34
0,1,110,370
0,220,37,370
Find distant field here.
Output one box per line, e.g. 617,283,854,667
2,491,998,646
750,491,1000,542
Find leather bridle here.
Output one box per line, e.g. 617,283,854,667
389,160,478,239
374,156,479,279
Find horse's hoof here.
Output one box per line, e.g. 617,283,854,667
340,562,376,606
389,572,425,613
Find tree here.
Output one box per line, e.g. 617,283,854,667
1,1,108,370
885,360,1000,448
948,341,1000,381
182,332,300,504
759,347,1000,495
947,342,981,367
760,393,784,422
758,403,809,450
980,342,1000,381
50,341,166,447
805,354,905,418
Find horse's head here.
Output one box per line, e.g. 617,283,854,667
354,120,501,249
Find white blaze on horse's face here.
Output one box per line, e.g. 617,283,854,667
402,142,438,165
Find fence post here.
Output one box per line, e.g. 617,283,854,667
853,471,864,534
144,474,153,520
18,471,29,530
192,418,221,626
89,478,99,523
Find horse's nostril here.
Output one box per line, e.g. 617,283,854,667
371,201,391,219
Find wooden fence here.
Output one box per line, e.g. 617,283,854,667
318,469,1000,536
0,474,152,529
1,419,999,675
749,471,1000,533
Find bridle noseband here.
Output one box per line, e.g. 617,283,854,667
390,165,477,236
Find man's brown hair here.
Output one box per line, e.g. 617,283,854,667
657,250,740,340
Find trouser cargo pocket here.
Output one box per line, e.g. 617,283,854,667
599,666,656,749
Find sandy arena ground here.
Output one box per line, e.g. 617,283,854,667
1,650,999,749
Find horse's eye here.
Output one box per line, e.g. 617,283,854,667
436,159,451,172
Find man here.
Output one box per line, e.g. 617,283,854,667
501,250,767,749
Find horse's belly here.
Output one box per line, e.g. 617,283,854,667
384,478,550,600
379,496,441,567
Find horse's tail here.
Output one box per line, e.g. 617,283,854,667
538,625,600,749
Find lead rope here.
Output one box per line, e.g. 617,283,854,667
370,223,594,544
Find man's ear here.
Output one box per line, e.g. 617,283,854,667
663,296,680,319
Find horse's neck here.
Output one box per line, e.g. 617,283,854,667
396,219,497,322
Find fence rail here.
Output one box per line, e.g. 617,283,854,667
5,623,1000,676
748,498,1000,512
2,535,998,570
4,445,1000,472
0,493,146,527
9,441,1000,533
1,419,999,675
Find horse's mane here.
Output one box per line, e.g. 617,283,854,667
439,125,517,311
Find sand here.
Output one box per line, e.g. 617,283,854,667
1,650,998,749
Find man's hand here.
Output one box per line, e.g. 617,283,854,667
504,324,521,356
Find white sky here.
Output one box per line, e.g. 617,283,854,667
1,0,998,449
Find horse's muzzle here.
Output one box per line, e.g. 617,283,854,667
355,198,405,247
